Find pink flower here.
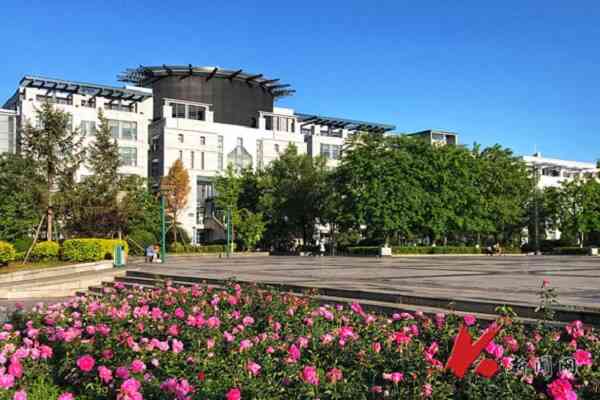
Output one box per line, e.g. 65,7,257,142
119,378,142,400
226,388,241,400
13,390,27,400
58,393,75,400
287,344,301,363
130,359,146,373
422,383,433,397
383,372,404,384
207,316,221,329
98,365,113,383
116,366,130,379
174,307,186,319
301,366,320,385
247,361,261,376
574,349,592,367
242,316,254,326
501,356,514,370
171,339,184,353
547,378,577,400
8,360,23,378
77,354,96,372
372,342,381,353
326,368,343,383
239,339,253,352
463,315,476,326
542,278,550,288
0,374,14,389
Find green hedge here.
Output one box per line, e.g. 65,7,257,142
31,241,60,261
0,241,16,265
552,246,590,255
13,237,33,253
127,230,157,256
345,245,522,256
183,244,229,254
62,239,129,262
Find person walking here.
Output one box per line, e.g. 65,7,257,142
319,240,326,257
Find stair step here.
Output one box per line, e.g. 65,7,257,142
120,271,600,326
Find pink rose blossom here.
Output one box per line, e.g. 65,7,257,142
547,378,577,400
574,349,592,367
13,390,27,400
130,359,146,373
0,374,14,389
326,367,343,383
76,354,96,372
301,366,320,385
422,383,433,397
98,365,113,383
58,393,74,400
247,361,261,376
383,372,404,384
463,315,476,326
226,388,241,400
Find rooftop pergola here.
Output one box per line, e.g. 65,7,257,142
18,76,152,103
118,65,296,98
296,112,395,133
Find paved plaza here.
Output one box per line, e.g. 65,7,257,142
142,255,600,309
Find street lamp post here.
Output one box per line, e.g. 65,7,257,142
159,180,173,263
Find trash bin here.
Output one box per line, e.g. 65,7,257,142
114,245,126,267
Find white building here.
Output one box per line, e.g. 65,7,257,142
3,65,395,243
0,108,16,154
522,152,598,189
522,152,598,241
2,76,153,180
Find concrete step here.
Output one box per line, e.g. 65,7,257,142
0,261,114,284
0,269,127,299
122,270,600,326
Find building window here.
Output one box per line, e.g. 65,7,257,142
320,143,341,160
274,144,280,153
265,116,273,130
36,94,73,105
105,103,135,112
178,134,184,143
81,99,96,108
301,127,311,136
188,105,205,121
172,103,186,119
179,150,183,161
200,136,206,145
201,152,205,170
80,121,96,136
191,151,195,169
119,147,137,166
217,135,224,170
108,120,137,140
237,137,243,146
121,121,137,140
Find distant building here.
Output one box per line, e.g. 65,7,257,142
522,152,598,189
3,65,395,242
0,108,16,154
406,129,458,146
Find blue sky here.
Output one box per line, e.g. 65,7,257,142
2,1,599,162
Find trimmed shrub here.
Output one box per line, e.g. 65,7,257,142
0,241,17,265
169,243,186,253
392,246,433,255
61,239,129,262
62,239,104,262
179,244,228,254
13,237,33,253
30,241,59,261
127,230,157,256
552,246,590,255
346,246,380,256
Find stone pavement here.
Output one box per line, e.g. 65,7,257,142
139,255,600,309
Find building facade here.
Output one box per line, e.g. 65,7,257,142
522,152,598,189
522,152,599,241
0,108,16,154
2,65,395,242
2,76,153,180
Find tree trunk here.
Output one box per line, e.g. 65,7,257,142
47,170,54,241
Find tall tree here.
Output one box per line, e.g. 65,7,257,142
260,145,329,247
214,164,242,223
0,154,44,241
20,102,85,240
163,159,190,244
62,110,123,237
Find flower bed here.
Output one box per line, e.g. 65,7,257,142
1,282,599,399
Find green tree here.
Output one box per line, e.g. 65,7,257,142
214,164,242,223
0,154,44,241
20,102,85,240
62,111,123,237
259,144,329,248
236,209,266,250
335,133,424,244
